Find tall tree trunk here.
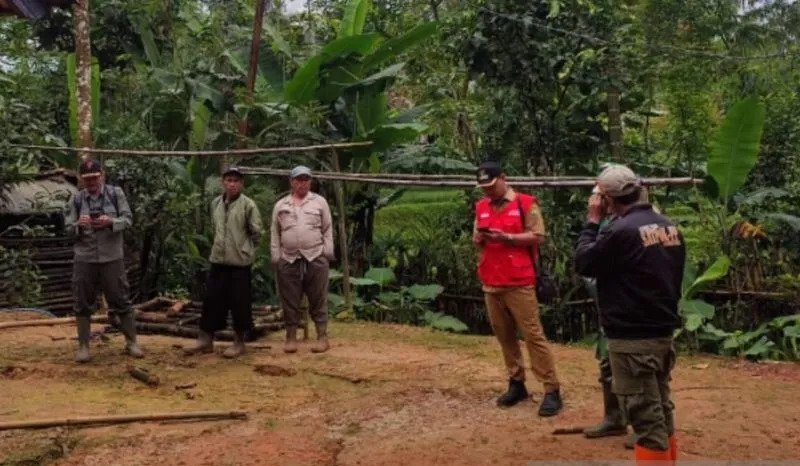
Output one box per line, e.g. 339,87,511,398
72,0,93,160
237,0,270,145
607,65,623,161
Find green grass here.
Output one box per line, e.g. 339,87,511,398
384,188,466,205
375,189,467,239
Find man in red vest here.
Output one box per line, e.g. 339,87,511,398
473,161,562,416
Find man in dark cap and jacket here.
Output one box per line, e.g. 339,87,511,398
66,158,142,362
575,164,685,465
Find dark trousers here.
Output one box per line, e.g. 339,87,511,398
200,263,253,335
72,259,131,316
277,257,329,328
609,337,676,451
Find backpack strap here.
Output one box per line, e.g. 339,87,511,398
74,186,119,216
515,193,540,269
105,185,119,217
73,189,85,214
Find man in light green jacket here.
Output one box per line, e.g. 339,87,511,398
184,166,263,358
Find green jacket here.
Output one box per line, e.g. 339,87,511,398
209,193,263,267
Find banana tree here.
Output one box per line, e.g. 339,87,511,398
282,0,438,274
679,97,765,336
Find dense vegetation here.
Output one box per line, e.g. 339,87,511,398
2,0,800,359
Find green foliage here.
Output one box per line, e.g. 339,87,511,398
698,315,800,361
423,310,469,333
0,246,42,307
708,97,766,203
339,0,370,37
335,265,464,332
364,267,396,286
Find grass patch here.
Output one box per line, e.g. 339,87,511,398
384,188,466,205
1,433,80,466
375,188,469,239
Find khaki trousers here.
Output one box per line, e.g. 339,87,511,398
484,286,560,392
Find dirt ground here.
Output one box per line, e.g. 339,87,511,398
1,314,800,466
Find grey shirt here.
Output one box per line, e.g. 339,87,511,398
65,185,132,263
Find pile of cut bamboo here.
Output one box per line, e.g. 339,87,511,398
132,297,287,341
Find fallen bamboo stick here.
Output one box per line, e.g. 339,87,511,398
127,365,160,387
0,410,248,431
552,426,586,435
0,315,108,330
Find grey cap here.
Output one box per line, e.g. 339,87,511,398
290,165,313,179
597,164,641,198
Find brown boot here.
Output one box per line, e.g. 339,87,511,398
284,327,298,354
311,323,329,353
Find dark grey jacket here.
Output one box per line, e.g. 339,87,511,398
65,185,132,263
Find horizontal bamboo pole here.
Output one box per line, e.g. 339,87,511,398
241,169,594,181
10,142,373,157
240,168,703,188
0,315,108,330
0,410,248,431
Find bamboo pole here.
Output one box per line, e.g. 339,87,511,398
0,410,248,431
241,169,703,188
242,170,596,181
10,142,373,156
0,315,108,330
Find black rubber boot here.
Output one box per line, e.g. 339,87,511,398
496,379,528,407
584,382,627,437
117,312,144,358
538,389,563,417
75,315,91,363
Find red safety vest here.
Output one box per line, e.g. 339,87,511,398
475,193,539,287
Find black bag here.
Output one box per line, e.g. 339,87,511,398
516,197,558,305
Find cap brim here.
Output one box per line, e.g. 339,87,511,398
80,172,102,178
476,178,498,188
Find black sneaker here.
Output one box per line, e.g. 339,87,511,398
496,379,529,407
538,389,562,417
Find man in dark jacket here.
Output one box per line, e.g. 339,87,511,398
66,158,142,363
574,165,685,465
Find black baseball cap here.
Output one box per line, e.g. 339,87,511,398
222,165,244,178
476,161,503,188
78,158,103,178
